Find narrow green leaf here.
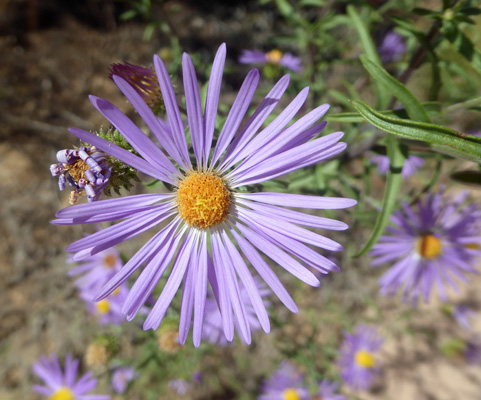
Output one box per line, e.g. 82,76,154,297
352,100,481,162
347,5,390,108
326,102,441,122
356,135,405,257
359,55,431,123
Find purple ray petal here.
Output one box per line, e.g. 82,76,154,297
193,233,208,347
237,193,357,209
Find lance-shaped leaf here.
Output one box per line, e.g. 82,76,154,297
356,135,405,257
352,100,481,163
347,5,390,109
359,55,431,123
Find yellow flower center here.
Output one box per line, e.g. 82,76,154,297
355,350,375,368
103,253,117,268
282,388,301,400
266,49,284,64
96,299,110,315
465,243,480,250
48,387,75,400
176,172,230,229
416,234,442,259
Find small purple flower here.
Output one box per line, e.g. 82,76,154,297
202,276,271,345
32,353,110,400
312,379,345,400
370,190,481,304
453,305,475,331
109,61,163,111
259,361,309,400
378,31,406,63
111,367,138,394
369,154,424,178
50,146,111,205
465,339,481,365
239,49,302,73
80,284,129,325
68,247,123,292
53,43,355,346
338,325,383,391
169,379,190,396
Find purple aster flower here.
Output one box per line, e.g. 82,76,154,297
312,379,345,400
169,379,190,396
239,49,302,73
80,284,129,325
465,338,481,365
338,325,383,391
454,305,475,331
32,353,110,400
111,367,138,394
50,146,112,205
370,190,481,304
369,154,425,178
52,43,356,346
259,361,309,400
109,61,163,112
203,276,271,345
68,247,122,291
378,31,406,63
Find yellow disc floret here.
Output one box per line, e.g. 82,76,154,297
355,350,375,368
266,49,284,64
416,234,442,259
96,299,110,315
48,387,75,400
282,388,301,400
177,172,230,229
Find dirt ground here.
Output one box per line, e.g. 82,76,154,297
2,2,481,399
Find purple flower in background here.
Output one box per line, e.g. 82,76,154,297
313,380,345,400
259,362,309,400
80,284,129,325
169,379,190,396
370,190,481,304
370,154,424,178
465,339,481,365
378,31,406,63
50,146,112,205
53,43,356,346
32,354,110,400
109,61,163,110
338,325,383,391
454,305,475,331
111,367,138,394
239,49,302,73
203,276,271,345
68,247,122,291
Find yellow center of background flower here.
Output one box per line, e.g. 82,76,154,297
96,299,110,314
103,253,117,268
355,350,375,368
416,234,442,259
177,172,230,229
282,388,301,400
465,243,480,250
266,49,283,64
48,387,75,400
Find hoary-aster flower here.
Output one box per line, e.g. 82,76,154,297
239,49,302,73
370,190,481,304
32,354,110,400
52,43,355,346
369,154,424,179
68,247,123,291
259,361,309,400
50,146,111,205
338,325,383,391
